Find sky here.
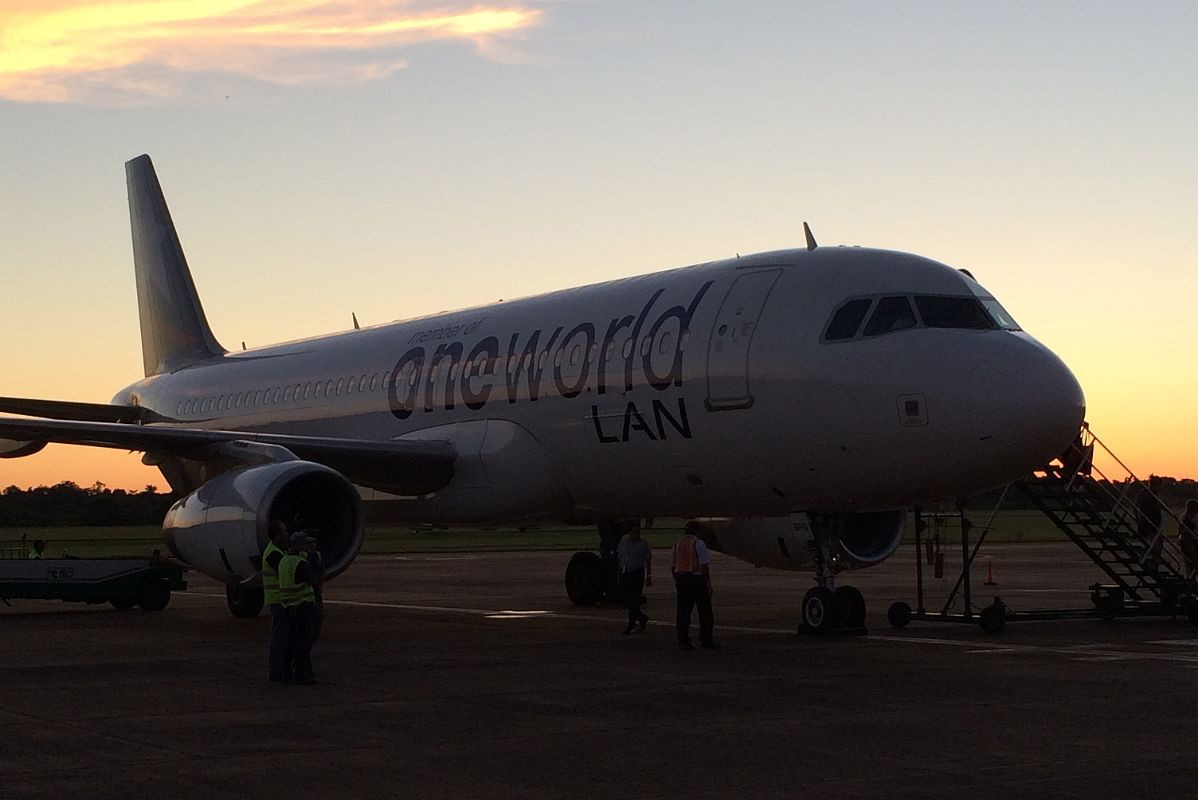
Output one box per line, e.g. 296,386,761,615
1,0,1195,491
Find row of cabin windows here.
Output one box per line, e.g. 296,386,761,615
174,329,693,418
177,372,389,417
823,294,1021,342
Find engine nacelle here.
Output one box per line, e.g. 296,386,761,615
163,461,362,583
702,510,906,573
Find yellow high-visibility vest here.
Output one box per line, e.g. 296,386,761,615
278,554,315,608
261,540,286,606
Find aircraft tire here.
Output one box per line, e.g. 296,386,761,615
226,582,265,618
801,587,841,632
565,552,606,606
1183,596,1198,625
1094,594,1120,622
835,586,867,628
136,579,171,612
979,604,1006,634
887,602,912,629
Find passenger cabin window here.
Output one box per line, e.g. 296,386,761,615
914,296,994,330
825,299,873,341
863,296,917,337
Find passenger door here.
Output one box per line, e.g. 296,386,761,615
705,269,781,410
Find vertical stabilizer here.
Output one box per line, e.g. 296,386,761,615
126,154,225,376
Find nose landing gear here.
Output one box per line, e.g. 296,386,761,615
798,518,868,635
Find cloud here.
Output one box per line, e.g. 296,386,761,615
0,1,543,103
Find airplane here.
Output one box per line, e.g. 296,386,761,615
0,155,1085,632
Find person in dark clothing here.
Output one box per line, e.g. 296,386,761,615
616,522,652,635
1058,434,1093,481
1179,499,1198,578
279,533,319,685
262,521,290,682
671,521,718,650
1137,475,1165,570
307,538,326,670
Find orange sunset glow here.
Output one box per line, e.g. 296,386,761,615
0,1,539,102
2,3,1196,493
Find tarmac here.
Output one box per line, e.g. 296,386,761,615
4,542,1198,800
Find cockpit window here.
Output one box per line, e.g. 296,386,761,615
863,296,917,337
824,298,873,340
979,298,1021,330
914,295,994,330
822,291,1022,344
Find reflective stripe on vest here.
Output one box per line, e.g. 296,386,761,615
673,535,700,574
278,554,315,607
261,540,285,605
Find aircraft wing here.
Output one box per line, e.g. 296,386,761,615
0,396,157,423
0,415,456,496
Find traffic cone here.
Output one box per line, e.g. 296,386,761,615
984,556,997,586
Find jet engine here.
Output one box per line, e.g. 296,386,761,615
829,510,907,568
163,461,363,584
702,510,906,572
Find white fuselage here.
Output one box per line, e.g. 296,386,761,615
115,246,1085,523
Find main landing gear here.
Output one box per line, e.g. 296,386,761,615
226,580,265,618
565,520,633,606
798,519,867,635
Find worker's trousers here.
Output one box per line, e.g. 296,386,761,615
674,573,714,645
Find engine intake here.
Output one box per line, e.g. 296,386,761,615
831,510,906,568
163,461,362,582
701,510,905,572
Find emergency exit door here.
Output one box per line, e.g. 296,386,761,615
705,269,781,411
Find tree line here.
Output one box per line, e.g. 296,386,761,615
0,482,178,527
1,475,1195,528
966,476,1198,512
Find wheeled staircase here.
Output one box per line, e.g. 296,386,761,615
1014,425,1194,617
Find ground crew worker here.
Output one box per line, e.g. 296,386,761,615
1179,499,1198,578
307,535,326,673
617,522,651,635
1137,475,1165,570
671,521,718,650
307,536,326,635
262,521,290,682
27,539,46,559
278,532,318,685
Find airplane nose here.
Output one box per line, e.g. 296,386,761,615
968,334,1086,469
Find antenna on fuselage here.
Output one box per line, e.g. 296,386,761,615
352,312,360,330
803,222,818,252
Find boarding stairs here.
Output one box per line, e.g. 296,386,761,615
1014,425,1194,617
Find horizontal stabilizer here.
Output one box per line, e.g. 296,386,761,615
0,396,159,424
0,438,46,458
